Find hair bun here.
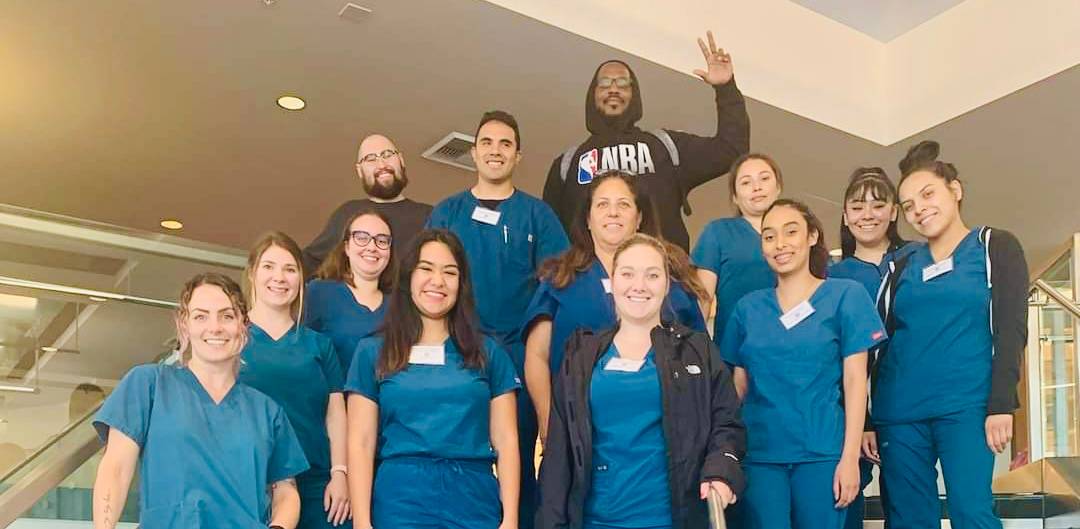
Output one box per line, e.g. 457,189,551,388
899,140,941,175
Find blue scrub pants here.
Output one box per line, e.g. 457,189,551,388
877,408,999,529
298,473,353,529
742,460,846,529
501,337,537,529
373,457,501,529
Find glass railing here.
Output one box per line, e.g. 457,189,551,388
1023,234,1080,464
0,203,244,527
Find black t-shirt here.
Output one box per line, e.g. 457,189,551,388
301,198,432,276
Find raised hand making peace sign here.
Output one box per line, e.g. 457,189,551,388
693,30,734,86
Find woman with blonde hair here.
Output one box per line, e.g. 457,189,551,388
240,232,351,528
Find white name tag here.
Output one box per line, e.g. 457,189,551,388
470,206,501,225
604,357,645,372
922,257,954,282
601,278,612,294
408,345,445,365
779,300,815,330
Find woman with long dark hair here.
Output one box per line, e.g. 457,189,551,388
830,168,907,529
874,141,1027,528
345,229,521,529
722,199,884,528
523,170,707,441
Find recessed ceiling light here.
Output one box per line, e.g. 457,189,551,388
828,248,842,257
160,219,183,230
277,95,306,111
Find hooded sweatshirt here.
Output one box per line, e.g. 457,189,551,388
542,60,750,251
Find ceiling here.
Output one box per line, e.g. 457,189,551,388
789,0,967,41
1,0,1078,277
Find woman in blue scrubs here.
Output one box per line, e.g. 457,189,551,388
829,168,907,529
537,233,745,529
523,170,708,442
93,273,309,529
305,210,393,373
239,232,351,528
874,141,1028,529
345,229,521,529
693,153,783,345
722,199,885,529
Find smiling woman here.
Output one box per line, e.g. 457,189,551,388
872,141,1030,528
305,210,394,374
343,229,521,529
92,273,308,529
536,233,745,529
239,232,354,529
721,199,882,529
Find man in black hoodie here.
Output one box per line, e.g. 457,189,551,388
542,31,750,251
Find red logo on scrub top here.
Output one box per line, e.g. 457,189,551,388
872,331,884,340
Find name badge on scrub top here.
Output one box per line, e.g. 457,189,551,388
604,357,645,372
922,257,954,282
601,278,612,294
409,345,446,365
779,300,815,330
470,206,501,225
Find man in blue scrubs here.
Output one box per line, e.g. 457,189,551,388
427,110,569,529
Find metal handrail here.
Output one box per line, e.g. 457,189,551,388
0,275,178,309
0,401,103,486
1031,279,1080,320
0,419,102,528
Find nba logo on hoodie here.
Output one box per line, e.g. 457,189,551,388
578,149,598,184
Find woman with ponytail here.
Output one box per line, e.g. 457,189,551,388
721,200,885,528
873,141,1028,528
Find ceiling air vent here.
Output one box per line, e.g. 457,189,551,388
338,3,372,23
421,132,476,172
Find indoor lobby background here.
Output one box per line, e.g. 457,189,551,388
1,1,1079,527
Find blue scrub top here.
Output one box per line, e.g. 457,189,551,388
829,244,916,300
829,256,884,299
522,260,706,373
303,279,386,373
874,228,992,425
239,324,343,479
722,279,885,463
586,344,672,528
346,336,520,461
427,189,569,342
94,364,309,529
692,217,775,346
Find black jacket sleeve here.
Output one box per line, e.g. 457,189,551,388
987,228,1029,415
301,202,353,278
534,334,576,529
542,155,570,230
700,335,747,496
669,79,751,193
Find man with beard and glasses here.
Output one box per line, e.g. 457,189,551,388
302,134,433,275
542,31,750,252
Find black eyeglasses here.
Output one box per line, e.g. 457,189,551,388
358,149,400,165
348,230,392,250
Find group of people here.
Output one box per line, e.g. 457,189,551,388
89,31,1028,529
